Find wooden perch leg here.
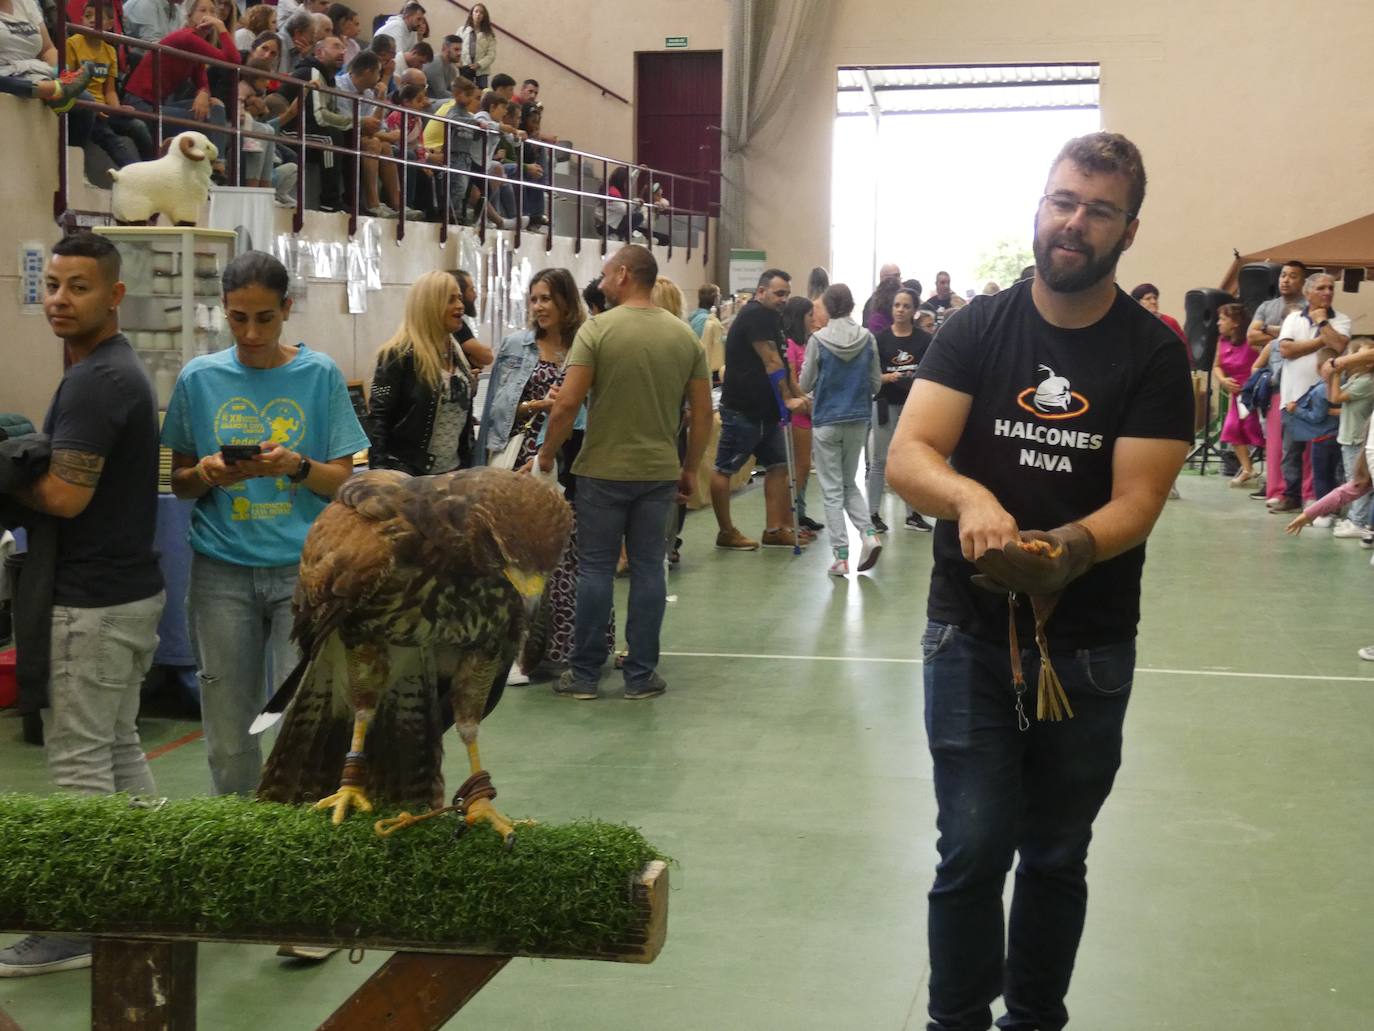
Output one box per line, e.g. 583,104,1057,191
316,952,511,1031
92,939,197,1031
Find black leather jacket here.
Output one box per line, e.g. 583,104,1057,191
366,349,474,475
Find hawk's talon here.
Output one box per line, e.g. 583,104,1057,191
464,796,520,844
314,784,374,825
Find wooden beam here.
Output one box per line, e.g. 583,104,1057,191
92,940,196,1031
316,953,510,1031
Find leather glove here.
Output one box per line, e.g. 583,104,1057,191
971,523,1097,596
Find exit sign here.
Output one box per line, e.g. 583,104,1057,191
665,36,688,48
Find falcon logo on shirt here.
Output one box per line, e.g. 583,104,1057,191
1017,364,1090,420
893,349,915,365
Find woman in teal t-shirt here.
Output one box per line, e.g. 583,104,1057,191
161,251,370,797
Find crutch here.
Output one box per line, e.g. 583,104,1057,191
769,368,803,557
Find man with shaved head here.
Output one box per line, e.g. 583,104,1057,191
536,247,712,701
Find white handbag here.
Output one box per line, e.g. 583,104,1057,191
487,432,526,471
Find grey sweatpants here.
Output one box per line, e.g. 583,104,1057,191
867,400,914,521
812,421,874,551
42,592,164,796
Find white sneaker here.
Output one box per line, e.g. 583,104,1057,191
1358,645,1374,661
1311,515,1334,529
1332,518,1363,539
857,528,882,572
828,557,849,577
506,667,530,686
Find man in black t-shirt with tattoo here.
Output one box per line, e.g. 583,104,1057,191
888,134,1192,1031
0,232,164,978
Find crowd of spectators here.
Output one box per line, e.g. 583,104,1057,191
1,0,651,226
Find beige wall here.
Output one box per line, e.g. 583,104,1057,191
350,0,727,159
742,0,1374,325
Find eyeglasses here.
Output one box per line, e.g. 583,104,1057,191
1040,192,1135,225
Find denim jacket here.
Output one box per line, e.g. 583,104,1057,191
476,329,540,459
798,316,882,426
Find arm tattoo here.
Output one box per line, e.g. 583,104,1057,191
50,448,106,489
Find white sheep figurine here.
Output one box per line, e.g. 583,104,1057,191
109,131,218,226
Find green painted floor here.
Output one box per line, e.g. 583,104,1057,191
2,470,1373,1030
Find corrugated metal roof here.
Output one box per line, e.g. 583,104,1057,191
837,63,1100,116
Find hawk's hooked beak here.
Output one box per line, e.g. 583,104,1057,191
504,568,546,602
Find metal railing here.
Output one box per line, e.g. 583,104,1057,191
53,22,712,266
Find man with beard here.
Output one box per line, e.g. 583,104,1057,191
886,133,1193,1031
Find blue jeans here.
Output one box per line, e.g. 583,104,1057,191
570,476,676,684
125,93,227,167
187,553,300,796
922,621,1135,1031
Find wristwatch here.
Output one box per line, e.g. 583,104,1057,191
289,455,312,483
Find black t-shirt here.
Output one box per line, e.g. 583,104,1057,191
42,334,163,607
720,300,786,421
914,282,1193,647
875,327,931,404
920,294,963,328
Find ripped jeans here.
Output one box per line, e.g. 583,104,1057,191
187,553,300,796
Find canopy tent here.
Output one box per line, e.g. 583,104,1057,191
1221,212,1374,292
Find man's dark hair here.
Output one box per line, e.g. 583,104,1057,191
222,250,290,302
251,29,278,51
408,41,433,62
1052,131,1147,218
442,32,460,46
448,268,473,293
369,32,396,55
400,1,425,15
326,3,354,31
398,82,426,104
348,50,380,76
822,283,855,319
583,277,606,314
480,91,506,113
901,277,922,298
522,77,539,88
284,11,314,38
610,245,657,289
1282,259,1308,274
52,231,120,283
1129,282,1159,301
490,72,516,91
451,75,476,96
697,283,720,309
757,267,790,289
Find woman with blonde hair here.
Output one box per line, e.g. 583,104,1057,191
366,270,476,475
650,276,684,321
478,267,613,679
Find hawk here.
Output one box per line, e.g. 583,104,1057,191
255,468,572,843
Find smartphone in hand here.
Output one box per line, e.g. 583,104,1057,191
220,444,262,465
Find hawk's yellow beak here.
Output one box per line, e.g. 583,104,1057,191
504,568,546,600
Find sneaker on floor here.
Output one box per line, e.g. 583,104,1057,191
553,670,599,700
871,513,889,533
1249,488,1270,500
624,671,667,700
760,528,807,548
715,527,759,551
1361,532,1374,550
1229,470,1257,488
1358,645,1374,661
276,945,338,961
905,513,933,532
1311,515,1334,528
798,514,824,532
0,934,92,977
506,666,531,686
1167,483,1180,500
797,527,817,544
827,554,849,577
1268,498,1300,513
1332,518,1363,538
857,528,882,572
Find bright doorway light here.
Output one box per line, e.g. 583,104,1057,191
832,65,1101,299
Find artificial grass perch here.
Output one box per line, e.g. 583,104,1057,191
0,794,664,957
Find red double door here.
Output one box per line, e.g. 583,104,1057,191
634,51,723,213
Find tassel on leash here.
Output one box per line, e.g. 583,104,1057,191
1004,539,1076,725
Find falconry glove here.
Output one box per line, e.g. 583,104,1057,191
970,523,1098,725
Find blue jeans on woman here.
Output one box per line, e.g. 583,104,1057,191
188,553,300,797
570,476,676,686
125,92,227,164
921,620,1135,1031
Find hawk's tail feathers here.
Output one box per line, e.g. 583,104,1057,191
249,652,312,735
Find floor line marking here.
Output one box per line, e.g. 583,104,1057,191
658,651,1374,684
145,729,204,761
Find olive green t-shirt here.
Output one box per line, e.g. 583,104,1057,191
567,304,710,481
